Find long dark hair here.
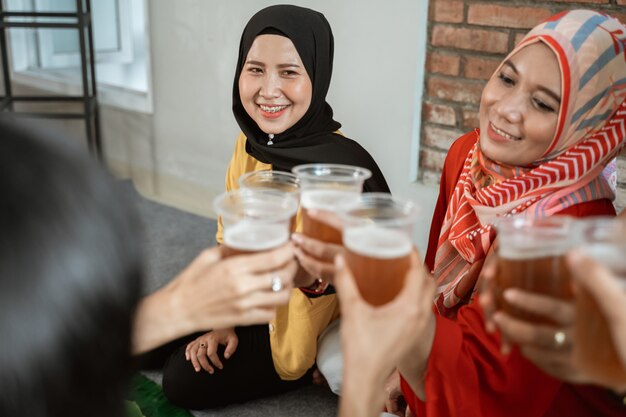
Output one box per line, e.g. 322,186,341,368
0,118,143,417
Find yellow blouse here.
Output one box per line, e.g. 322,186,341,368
216,132,340,380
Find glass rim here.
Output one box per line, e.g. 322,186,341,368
238,170,300,183
238,170,300,193
292,163,372,182
494,214,573,232
495,215,577,256
579,216,626,243
213,188,299,223
340,193,420,227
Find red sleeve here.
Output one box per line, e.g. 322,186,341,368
424,131,478,272
556,198,616,217
402,200,620,417
402,303,626,417
401,301,563,417
543,383,626,416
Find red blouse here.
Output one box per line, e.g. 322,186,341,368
401,132,624,417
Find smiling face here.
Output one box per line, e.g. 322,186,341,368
238,34,313,135
479,42,562,167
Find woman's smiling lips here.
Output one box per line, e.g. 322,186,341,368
487,122,521,142
258,104,290,119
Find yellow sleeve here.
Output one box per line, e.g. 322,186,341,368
215,132,271,244
216,133,245,244
270,292,340,380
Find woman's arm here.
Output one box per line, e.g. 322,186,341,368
337,251,436,417
132,244,296,354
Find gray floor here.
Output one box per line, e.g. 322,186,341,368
125,182,338,416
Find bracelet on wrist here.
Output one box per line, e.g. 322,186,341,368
301,278,329,294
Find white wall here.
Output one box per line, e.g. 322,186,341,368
105,0,438,252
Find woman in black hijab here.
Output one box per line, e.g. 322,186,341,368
232,4,389,190
162,5,390,409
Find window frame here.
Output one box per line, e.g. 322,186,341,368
5,0,153,113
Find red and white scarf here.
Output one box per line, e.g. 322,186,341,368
433,10,626,316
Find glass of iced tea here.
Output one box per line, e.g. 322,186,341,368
291,164,371,245
494,216,578,324
238,170,300,232
341,193,419,306
213,189,298,258
573,217,626,388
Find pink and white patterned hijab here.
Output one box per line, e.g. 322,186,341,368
433,10,626,316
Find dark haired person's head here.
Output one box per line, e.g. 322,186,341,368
0,118,142,417
233,4,339,141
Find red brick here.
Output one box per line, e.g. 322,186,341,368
464,56,501,80
420,148,447,173
462,109,480,130
432,0,464,23
427,76,485,105
514,32,527,48
424,125,464,150
617,0,626,6
431,25,509,53
468,4,552,29
423,102,457,126
427,52,461,76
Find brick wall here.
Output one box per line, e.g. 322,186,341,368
420,0,626,210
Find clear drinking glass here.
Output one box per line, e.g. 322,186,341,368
213,189,298,258
341,193,419,306
573,217,626,388
238,170,300,195
238,170,300,232
292,164,371,244
494,216,578,323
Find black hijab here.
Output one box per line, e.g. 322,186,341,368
232,4,390,193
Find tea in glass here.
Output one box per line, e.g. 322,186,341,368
292,164,371,245
342,193,419,306
213,189,298,258
573,218,626,387
495,216,577,323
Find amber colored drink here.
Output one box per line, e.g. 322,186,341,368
302,207,342,244
495,251,573,324
300,189,358,244
344,226,412,306
574,245,626,387
221,221,289,258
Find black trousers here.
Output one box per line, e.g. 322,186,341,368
159,325,312,410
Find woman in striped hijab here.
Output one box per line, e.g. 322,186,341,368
429,9,625,318
391,9,626,417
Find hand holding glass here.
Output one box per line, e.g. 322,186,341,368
341,193,419,306
214,189,298,258
573,218,626,388
292,164,371,245
494,216,577,324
